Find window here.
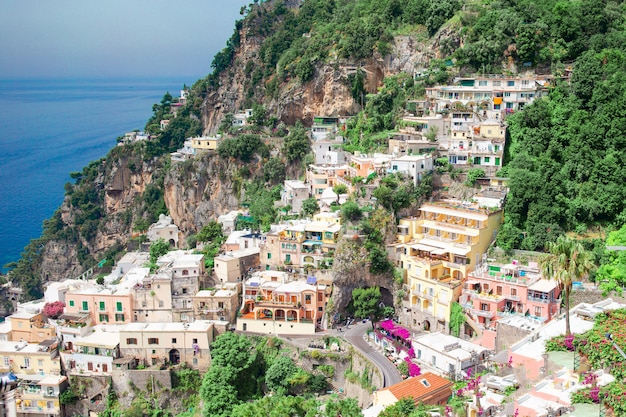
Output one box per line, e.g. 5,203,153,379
267,253,271,259
192,358,198,366
126,338,137,345
534,306,542,316
474,156,481,165
69,300,75,307
511,288,517,297
24,358,30,368
3,357,8,367
82,301,88,311
496,286,502,295
484,157,490,163
421,379,431,387
38,359,44,367
116,302,123,312
494,145,500,151
172,338,177,344
99,314,109,322
492,81,501,87
115,314,125,322
99,301,105,311
192,338,198,344
182,288,188,294
182,270,189,276
495,157,500,166
417,349,422,359
480,303,489,311
318,307,323,312
285,254,291,262
159,301,164,308
305,294,312,304
507,80,515,86
483,284,489,292
504,92,511,97
148,338,159,345
478,80,487,86
141,301,147,307
218,302,224,309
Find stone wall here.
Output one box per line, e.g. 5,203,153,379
111,369,172,408
494,322,533,353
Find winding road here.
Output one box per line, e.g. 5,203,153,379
344,321,402,388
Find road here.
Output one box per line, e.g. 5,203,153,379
344,321,402,388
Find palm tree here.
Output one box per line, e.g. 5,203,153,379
540,235,595,336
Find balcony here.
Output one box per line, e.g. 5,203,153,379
472,308,496,318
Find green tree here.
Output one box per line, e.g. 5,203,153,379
378,397,415,417
263,157,286,184
149,238,170,265
340,200,363,222
196,221,225,244
265,356,298,394
352,286,383,328
449,302,465,337
200,366,240,417
333,184,348,195
301,198,319,217
596,225,626,296
249,103,267,126
323,396,363,417
540,236,595,335
283,123,310,163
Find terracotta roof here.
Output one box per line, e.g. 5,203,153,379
387,372,453,404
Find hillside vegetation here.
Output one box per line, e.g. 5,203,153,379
5,0,626,298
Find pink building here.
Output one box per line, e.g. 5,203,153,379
460,263,561,338
65,288,133,325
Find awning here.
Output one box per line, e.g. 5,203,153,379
412,244,439,252
431,248,447,255
423,222,480,236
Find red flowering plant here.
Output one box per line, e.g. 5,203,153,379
43,301,65,319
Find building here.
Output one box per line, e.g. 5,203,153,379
214,248,260,283
64,285,133,326
130,270,174,323
146,214,180,247
118,321,214,370
216,210,242,235
60,325,121,375
0,339,61,377
281,180,310,213
387,154,434,186
313,139,346,165
260,221,340,272
232,109,253,126
187,135,221,152
460,262,561,345
372,372,453,408
15,375,68,417
193,289,239,323
237,274,329,335
55,312,93,351
396,199,504,332
8,311,56,343
411,332,489,378
306,164,351,198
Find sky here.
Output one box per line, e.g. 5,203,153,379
0,0,249,79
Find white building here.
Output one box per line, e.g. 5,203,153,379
388,154,434,186
146,214,180,247
412,332,489,378
281,180,310,213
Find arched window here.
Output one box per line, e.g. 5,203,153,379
182,270,189,276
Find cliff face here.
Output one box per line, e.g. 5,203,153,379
163,155,244,236
201,28,448,134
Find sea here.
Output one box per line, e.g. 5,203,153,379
0,77,195,272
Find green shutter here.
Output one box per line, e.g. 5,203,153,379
69,300,75,307
82,301,88,311
495,157,500,166
99,301,105,311
116,302,122,312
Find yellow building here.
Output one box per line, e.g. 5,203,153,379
9,311,56,343
15,375,68,417
396,200,504,333
188,135,220,151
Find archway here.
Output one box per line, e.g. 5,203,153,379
423,320,431,331
169,349,180,365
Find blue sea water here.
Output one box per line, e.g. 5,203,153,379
0,77,194,271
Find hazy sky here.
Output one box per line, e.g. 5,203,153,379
0,0,249,79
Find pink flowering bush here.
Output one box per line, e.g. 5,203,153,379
43,301,65,319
